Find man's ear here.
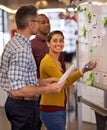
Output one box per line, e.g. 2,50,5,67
27,21,33,28
47,42,50,47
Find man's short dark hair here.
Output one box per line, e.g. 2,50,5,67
15,5,37,29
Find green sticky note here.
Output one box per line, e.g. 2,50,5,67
82,25,87,38
102,17,107,26
86,11,92,22
85,71,94,86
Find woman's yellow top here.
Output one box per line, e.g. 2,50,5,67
40,54,82,107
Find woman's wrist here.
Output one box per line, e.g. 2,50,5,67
79,70,84,76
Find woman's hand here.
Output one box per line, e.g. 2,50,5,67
82,61,97,74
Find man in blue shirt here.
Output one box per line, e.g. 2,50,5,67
0,5,64,130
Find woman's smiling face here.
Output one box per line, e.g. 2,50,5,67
48,33,64,54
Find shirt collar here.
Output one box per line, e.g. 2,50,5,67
15,33,30,45
36,35,46,43
14,32,31,49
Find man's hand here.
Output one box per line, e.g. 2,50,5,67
46,81,65,94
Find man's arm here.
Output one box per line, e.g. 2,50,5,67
10,81,65,97
38,77,58,86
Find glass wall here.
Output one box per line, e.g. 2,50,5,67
0,9,10,56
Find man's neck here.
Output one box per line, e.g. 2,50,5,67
37,33,48,41
17,29,30,39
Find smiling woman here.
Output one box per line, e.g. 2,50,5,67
39,30,97,130
47,31,65,70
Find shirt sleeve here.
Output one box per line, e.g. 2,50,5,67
8,49,30,90
40,55,82,89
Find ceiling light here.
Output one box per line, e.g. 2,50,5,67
0,5,16,13
35,0,48,9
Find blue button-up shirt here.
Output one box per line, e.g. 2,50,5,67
0,33,39,92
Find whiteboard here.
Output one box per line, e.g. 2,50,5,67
78,2,107,91
77,2,107,125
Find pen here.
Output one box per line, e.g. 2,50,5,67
83,62,94,71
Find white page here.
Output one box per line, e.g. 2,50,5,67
58,64,76,84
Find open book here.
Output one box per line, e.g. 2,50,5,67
58,64,76,84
